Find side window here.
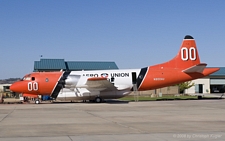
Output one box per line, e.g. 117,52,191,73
32,77,35,81
46,78,49,82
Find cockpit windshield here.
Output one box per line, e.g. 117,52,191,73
21,74,31,81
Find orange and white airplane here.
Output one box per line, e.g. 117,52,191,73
10,35,219,104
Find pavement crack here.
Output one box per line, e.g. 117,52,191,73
68,135,73,141
0,107,16,123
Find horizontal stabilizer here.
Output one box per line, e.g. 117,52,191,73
182,63,207,73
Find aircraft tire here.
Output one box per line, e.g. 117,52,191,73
35,100,40,104
95,97,102,103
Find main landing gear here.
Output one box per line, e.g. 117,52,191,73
95,97,102,103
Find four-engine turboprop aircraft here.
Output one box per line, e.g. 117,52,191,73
10,35,219,104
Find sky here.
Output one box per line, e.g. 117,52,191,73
1,0,225,79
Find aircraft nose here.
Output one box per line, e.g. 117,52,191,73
10,82,25,93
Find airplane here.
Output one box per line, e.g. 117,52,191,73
10,35,220,104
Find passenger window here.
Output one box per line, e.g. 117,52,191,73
32,77,35,81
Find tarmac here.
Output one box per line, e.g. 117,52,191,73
0,99,225,141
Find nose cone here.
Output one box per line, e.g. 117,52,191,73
10,81,25,93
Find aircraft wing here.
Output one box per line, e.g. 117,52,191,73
85,77,117,91
182,63,207,73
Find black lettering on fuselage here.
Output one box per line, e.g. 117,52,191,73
111,73,129,77
85,74,99,77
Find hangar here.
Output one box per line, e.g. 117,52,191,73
34,59,119,72
185,67,225,94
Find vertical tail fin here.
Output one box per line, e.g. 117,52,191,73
154,35,202,69
175,35,200,69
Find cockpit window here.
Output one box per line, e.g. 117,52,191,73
22,74,32,81
24,77,31,80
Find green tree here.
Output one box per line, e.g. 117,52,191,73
177,81,195,94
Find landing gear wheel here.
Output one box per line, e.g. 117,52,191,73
35,100,40,104
95,97,102,103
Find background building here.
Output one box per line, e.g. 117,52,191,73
185,67,225,94
0,84,11,92
34,59,119,72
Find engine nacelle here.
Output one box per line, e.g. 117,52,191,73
65,75,80,88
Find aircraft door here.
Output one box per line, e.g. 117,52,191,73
132,72,138,91
132,72,137,84
195,84,203,93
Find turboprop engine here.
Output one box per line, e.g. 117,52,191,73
64,75,81,89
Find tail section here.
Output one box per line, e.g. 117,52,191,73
174,35,200,69
138,35,219,91
152,35,201,70
182,63,207,73
169,35,201,69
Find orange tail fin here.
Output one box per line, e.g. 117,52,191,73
173,35,200,69
152,35,202,69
